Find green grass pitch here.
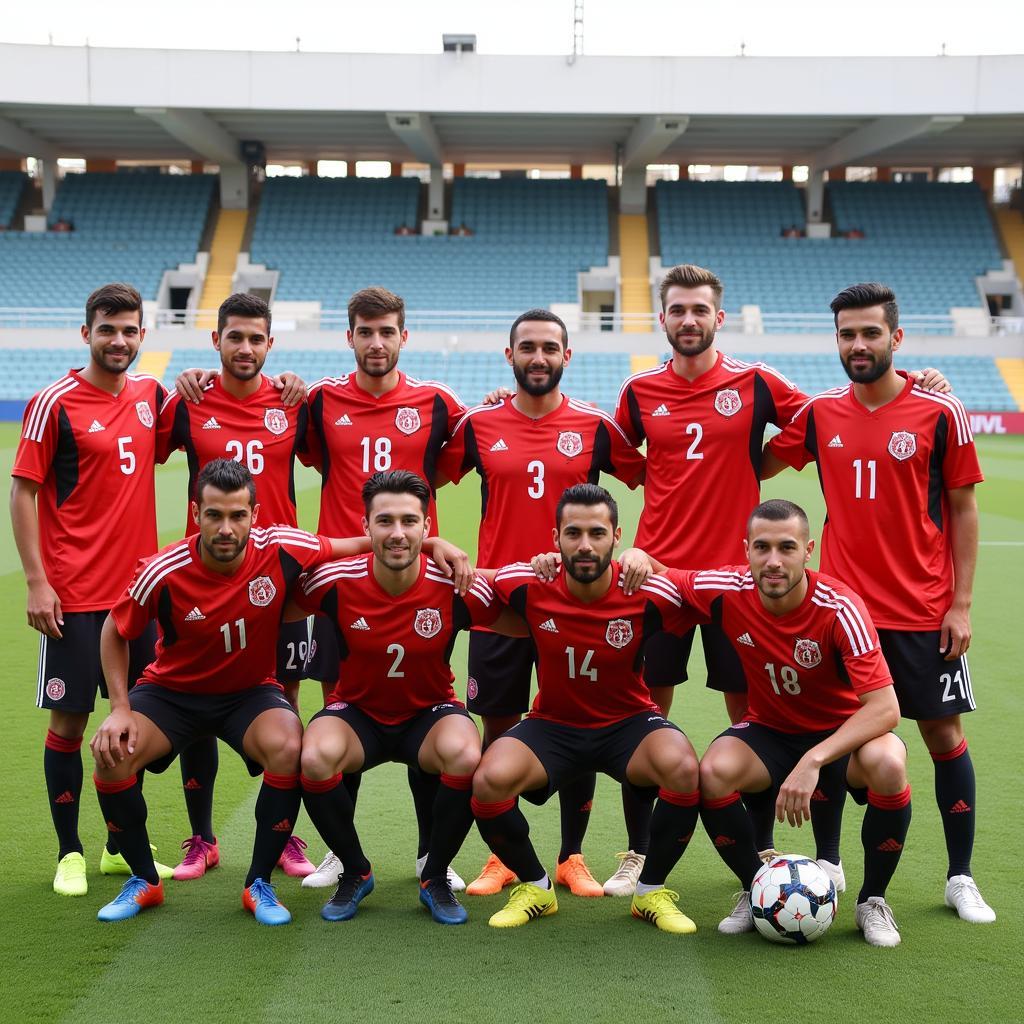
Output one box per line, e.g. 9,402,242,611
0,423,1020,1023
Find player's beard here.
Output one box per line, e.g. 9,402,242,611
754,565,803,601
563,547,613,584
665,322,715,358
92,344,138,375
224,356,263,382
379,542,420,572
513,361,563,397
357,349,400,378
841,343,893,384
203,530,249,564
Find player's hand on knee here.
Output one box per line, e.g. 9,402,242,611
271,372,307,407
90,710,137,769
175,368,215,403
530,551,561,581
26,579,63,638
776,761,818,827
618,548,654,594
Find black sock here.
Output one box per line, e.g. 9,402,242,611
638,789,699,886
621,783,656,855
246,771,301,887
94,773,158,884
421,774,474,881
179,737,218,843
408,765,440,860
932,739,975,878
699,791,763,889
858,786,912,902
44,729,83,860
301,773,370,878
105,768,146,855
343,772,362,812
742,788,777,852
472,797,545,884
810,765,848,864
557,772,595,863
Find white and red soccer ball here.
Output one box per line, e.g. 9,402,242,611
750,854,837,944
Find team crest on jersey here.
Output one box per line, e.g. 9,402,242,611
557,431,584,458
467,677,479,700
264,408,288,436
248,576,277,607
793,638,822,669
395,407,421,435
605,618,634,649
46,678,66,701
414,608,442,639
134,401,153,429
714,389,742,417
887,430,917,461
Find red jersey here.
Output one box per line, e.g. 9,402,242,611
12,370,166,611
667,567,892,733
157,375,309,532
492,562,699,728
110,526,332,694
438,395,646,568
767,379,984,630
295,554,502,724
307,371,464,537
615,353,806,562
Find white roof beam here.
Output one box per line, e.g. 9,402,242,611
622,115,689,170
134,107,240,165
808,115,963,170
386,112,445,165
0,115,59,159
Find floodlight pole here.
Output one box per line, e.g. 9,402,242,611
568,0,584,65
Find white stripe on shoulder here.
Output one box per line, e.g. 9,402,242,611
910,387,973,446
253,526,321,550
25,376,78,442
308,375,350,395
720,355,798,390
811,581,873,656
127,373,163,386
467,579,495,605
638,576,682,607
302,558,369,592
450,399,508,433
565,397,634,442
129,544,193,605
693,569,752,591
614,361,670,409
405,375,465,407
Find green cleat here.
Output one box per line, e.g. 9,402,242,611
53,851,87,896
631,888,697,934
488,882,558,928
100,844,174,880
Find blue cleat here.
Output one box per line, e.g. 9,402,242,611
420,877,469,925
322,870,374,921
242,878,291,925
97,875,164,922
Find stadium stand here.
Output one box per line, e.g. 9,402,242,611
0,170,26,227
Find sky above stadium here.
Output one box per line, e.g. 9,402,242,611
2,0,1021,57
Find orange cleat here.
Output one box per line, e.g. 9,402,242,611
555,853,604,897
465,853,517,896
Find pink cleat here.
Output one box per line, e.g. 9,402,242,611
173,835,220,881
277,835,316,877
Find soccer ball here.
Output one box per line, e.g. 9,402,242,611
749,855,838,945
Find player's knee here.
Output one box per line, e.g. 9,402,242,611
918,716,964,754
859,740,908,792
299,739,337,781
472,759,516,802
49,709,89,739
443,740,481,778
698,748,736,797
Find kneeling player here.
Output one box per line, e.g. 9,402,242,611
293,471,525,924
472,484,704,933
633,499,912,947
89,459,393,924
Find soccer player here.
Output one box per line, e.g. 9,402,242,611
437,310,647,899
762,283,994,924
291,470,526,924
158,292,316,881
10,282,173,897
471,484,705,933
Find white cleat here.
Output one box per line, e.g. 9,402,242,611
602,850,646,897
301,850,344,889
855,896,901,947
944,874,996,923
817,858,846,893
718,891,754,934
415,854,466,893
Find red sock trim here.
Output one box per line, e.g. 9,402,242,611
702,791,742,810
867,785,912,810
93,772,138,794
470,796,515,819
263,771,300,791
658,788,700,807
930,738,968,762
300,772,342,794
441,773,474,791
45,729,82,753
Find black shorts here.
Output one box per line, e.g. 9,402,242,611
36,612,156,713
310,700,472,772
878,629,976,721
504,712,683,805
304,615,340,685
277,618,313,685
718,721,849,793
643,623,747,693
129,682,298,776
467,630,537,717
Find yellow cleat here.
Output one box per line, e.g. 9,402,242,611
631,888,697,934
100,844,174,880
53,851,87,896
488,882,558,928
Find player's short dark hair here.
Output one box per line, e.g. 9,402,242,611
362,469,430,516
509,308,568,348
747,498,809,536
85,282,143,329
830,282,899,332
218,292,271,336
348,286,405,332
196,458,256,507
556,483,619,530
659,264,724,310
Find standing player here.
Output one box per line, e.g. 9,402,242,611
158,292,315,881
292,470,526,924
10,282,172,897
471,484,704,933
437,310,646,899
763,283,994,924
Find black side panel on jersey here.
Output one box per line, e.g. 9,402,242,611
588,421,611,483
173,400,201,504
277,548,304,588
803,408,829,526
422,394,452,491
747,373,778,481
708,594,725,628
638,600,668,674
833,647,851,686
157,585,177,647
928,413,949,532
505,583,528,619
287,404,309,507
53,406,79,507
464,422,490,522
319,587,349,662
625,387,646,443
444,591,470,663
310,390,330,491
